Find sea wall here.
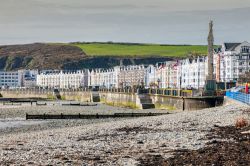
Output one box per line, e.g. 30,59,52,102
0,90,224,110
150,94,224,111
149,95,183,110
60,91,92,102
0,90,92,102
0,90,52,99
99,92,140,109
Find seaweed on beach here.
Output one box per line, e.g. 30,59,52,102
138,125,250,166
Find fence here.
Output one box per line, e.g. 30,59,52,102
226,91,250,104
100,88,193,97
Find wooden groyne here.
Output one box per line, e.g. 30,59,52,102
3,102,22,106
26,112,169,120
61,103,98,106
0,98,39,103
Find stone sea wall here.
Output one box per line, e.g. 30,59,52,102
0,90,224,110
0,90,92,102
99,92,141,109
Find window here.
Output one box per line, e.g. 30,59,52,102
241,46,250,53
239,69,243,73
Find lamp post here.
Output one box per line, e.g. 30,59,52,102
157,78,160,89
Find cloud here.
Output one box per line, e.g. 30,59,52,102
0,0,250,45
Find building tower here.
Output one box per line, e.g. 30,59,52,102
207,20,214,80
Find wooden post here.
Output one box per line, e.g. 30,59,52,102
182,97,185,111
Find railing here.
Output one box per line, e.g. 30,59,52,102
226,91,250,104
99,88,193,97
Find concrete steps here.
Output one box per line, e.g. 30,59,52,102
138,94,155,109
92,92,100,102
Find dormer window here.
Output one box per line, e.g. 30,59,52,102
241,46,250,53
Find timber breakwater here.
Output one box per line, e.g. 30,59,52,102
25,112,169,120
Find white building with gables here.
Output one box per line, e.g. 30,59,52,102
214,41,250,82
177,56,208,89
89,68,119,88
37,70,86,89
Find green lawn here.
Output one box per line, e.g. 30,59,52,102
72,43,208,58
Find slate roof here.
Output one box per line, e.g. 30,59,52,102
224,43,241,51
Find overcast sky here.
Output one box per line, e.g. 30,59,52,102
0,0,250,45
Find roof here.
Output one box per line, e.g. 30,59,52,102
224,43,241,51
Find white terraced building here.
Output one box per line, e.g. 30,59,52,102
178,56,208,89
165,61,179,88
214,41,250,82
145,65,157,88
145,62,181,89
155,63,167,88
90,68,119,88
117,65,146,88
37,70,85,89
89,65,146,89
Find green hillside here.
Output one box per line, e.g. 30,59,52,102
72,43,208,58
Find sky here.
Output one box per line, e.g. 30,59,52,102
0,0,250,45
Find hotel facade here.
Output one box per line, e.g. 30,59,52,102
37,70,86,89
214,41,250,82
0,70,37,88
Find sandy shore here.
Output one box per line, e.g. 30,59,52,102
0,101,249,165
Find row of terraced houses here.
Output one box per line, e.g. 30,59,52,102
1,42,250,90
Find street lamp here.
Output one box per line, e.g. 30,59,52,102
157,78,161,89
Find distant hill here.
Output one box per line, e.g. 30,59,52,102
0,42,208,71
0,43,86,70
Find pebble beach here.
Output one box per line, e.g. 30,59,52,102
0,101,249,165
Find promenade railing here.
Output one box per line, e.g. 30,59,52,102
99,88,193,97
226,91,250,104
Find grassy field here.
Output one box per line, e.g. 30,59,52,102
72,43,208,58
